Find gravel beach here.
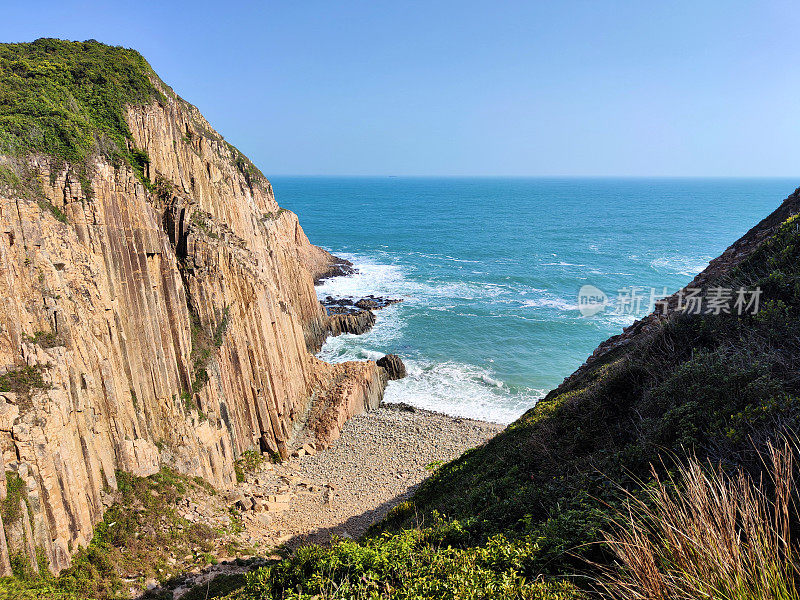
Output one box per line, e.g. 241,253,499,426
268,403,504,547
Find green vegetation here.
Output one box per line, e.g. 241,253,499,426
191,210,219,239
37,198,68,222
0,164,20,189
243,518,583,600
0,469,222,599
0,365,47,394
1,471,27,528
23,330,62,348
234,450,264,483
0,38,163,190
260,208,287,222
226,141,267,192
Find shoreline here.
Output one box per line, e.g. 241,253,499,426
242,403,505,548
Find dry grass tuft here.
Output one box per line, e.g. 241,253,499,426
600,441,800,600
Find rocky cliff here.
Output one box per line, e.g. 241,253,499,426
0,41,387,574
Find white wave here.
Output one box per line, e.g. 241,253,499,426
649,255,712,278
519,295,579,312
383,359,543,424
315,251,543,423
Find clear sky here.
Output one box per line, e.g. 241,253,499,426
1,1,798,176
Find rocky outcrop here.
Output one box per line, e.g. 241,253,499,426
377,355,407,380
0,83,386,573
327,310,377,337
321,295,402,338
305,363,388,448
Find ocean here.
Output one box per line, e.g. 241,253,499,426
274,177,797,424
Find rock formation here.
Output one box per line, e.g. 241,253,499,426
0,75,386,573
377,355,407,380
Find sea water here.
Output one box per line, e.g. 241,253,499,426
274,177,796,423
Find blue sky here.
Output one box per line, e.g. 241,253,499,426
2,1,799,176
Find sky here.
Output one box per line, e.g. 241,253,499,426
1,0,799,176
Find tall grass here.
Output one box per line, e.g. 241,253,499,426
600,442,800,600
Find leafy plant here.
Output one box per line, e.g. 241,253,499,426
0,39,164,189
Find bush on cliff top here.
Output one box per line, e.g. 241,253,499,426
0,38,162,188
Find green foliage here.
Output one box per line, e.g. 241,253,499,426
234,450,264,483
0,38,161,188
242,516,583,600
225,142,267,192
191,210,218,239
0,164,20,189
24,330,62,348
57,468,219,599
260,208,287,221
213,305,231,348
1,472,26,525
0,365,47,394
0,578,80,599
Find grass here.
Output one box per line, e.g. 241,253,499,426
599,441,800,600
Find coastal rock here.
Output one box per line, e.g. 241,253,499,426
312,257,356,284
327,310,377,336
355,298,380,309
377,355,407,380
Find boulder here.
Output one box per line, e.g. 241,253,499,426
377,354,407,380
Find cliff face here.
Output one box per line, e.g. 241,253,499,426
0,82,386,573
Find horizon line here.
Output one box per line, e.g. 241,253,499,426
266,174,800,179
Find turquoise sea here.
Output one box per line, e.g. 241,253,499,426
274,177,797,423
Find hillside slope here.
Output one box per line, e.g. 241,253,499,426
0,39,387,575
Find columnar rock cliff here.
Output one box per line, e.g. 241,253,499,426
0,78,386,573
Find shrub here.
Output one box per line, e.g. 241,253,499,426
0,365,47,394
0,38,161,189
242,516,584,600
234,450,264,483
